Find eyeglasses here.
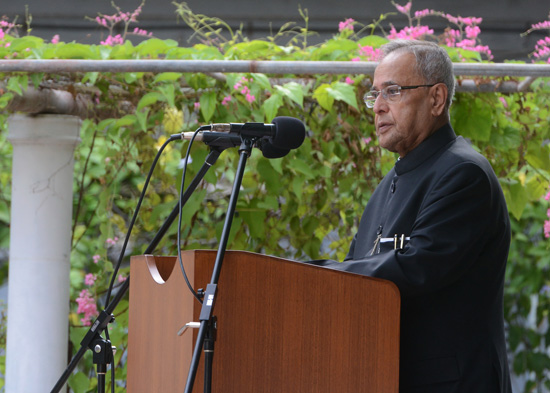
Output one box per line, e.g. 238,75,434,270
364,84,437,108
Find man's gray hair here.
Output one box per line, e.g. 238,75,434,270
380,40,456,109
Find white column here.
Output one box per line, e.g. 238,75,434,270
6,114,81,392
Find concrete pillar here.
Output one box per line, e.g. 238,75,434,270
6,114,81,392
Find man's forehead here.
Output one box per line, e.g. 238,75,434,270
373,52,416,87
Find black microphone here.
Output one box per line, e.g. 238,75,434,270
173,117,306,158
257,139,290,158
205,117,306,150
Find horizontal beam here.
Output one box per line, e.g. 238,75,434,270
2,59,550,77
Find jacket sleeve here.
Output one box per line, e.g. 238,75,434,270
312,161,502,298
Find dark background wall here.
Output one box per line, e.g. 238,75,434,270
2,0,549,61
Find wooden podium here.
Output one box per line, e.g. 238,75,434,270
127,250,400,392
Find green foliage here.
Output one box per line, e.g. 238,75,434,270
0,2,549,392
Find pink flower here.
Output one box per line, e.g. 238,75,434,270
338,18,355,33
388,25,434,40
194,102,200,110
358,45,381,61
221,95,232,107
545,189,550,201
465,25,481,39
51,34,60,44
240,86,250,95
84,273,97,286
345,76,355,85
444,14,459,25
0,29,5,40
363,137,372,144
498,97,508,108
531,20,550,30
394,2,412,15
96,17,108,27
444,29,461,47
544,219,550,238
76,289,98,326
414,9,433,18
106,237,118,246
233,82,242,90
245,93,256,103
458,16,483,26
100,34,124,46
93,255,101,264
351,57,361,62
118,274,127,283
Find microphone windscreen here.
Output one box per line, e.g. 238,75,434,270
271,117,306,150
259,140,290,159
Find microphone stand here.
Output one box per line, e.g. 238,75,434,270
51,147,224,393
183,137,254,393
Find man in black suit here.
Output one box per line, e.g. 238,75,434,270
314,40,512,392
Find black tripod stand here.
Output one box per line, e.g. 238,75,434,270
183,137,254,393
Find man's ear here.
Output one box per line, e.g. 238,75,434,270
431,83,448,117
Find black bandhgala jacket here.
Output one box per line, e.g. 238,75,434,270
314,123,512,393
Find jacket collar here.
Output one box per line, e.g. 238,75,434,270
394,123,457,175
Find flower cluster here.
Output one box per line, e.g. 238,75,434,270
0,19,17,41
522,15,550,62
92,2,152,46
75,289,98,326
221,95,232,107
441,14,492,60
339,18,355,33
101,34,124,46
388,25,434,40
394,1,412,15
376,2,493,60
84,273,97,286
533,38,550,63
106,236,119,246
234,76,256,104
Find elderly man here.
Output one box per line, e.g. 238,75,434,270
313,40,512,392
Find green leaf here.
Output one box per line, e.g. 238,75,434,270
357,35,388,48
137,92,164,111
136,38,178,57
82,72,99,85
289,157,316,179
239,207,267,239
313,84,335,112
526,142,550,170
525,174,548,201
30,73,44,89
326,82,359,110
252,74,272,90
199,91,217,123
503,181,528,220
489,126,521,151
153,72,182,83
158,85,176,108
136,108,150,133
275,82,304,108
115,114,137,128
257,158,283,193
54,43,99,59
8,36,44,52
6,75,27,95
262,93,283,122
452,97,492,142
68,371,91,393
0,92,13,109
